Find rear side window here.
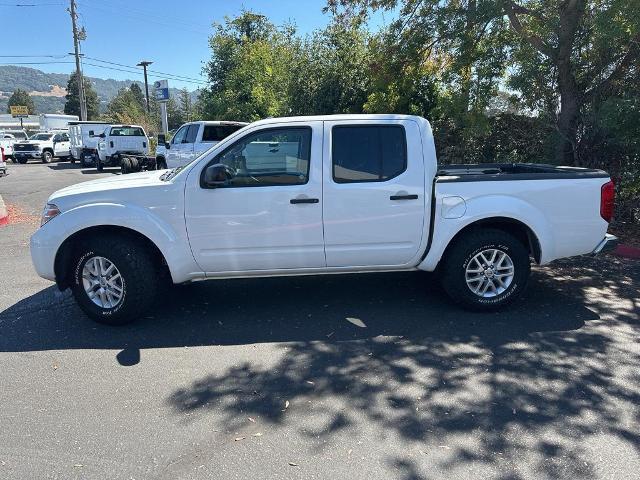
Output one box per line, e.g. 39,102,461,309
332,125,407,183
202,125,244,142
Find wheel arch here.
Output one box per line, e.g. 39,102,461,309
54,225,170,290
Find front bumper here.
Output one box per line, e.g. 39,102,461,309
591,234,619,255
14,151,42,159
30,228,57,281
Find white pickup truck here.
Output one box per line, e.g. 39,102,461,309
30,114,617,325
156,120,247,169
13,131,71,163
96,124,150,172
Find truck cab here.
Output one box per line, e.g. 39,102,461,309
96,125,149,171
158,121,247,170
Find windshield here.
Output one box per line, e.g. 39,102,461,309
30,134,53,141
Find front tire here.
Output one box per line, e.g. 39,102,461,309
17,157,28,164
440,228,530,311
70,235,160,325
96,158,104,172
42,151,53,163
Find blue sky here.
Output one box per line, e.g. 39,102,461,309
1,0,392,90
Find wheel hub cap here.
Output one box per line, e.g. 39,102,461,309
465,249,515,298
82,256,124,309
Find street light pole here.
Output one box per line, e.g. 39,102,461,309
137,61,153,114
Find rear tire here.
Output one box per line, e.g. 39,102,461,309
70,235,160,325
440,228,530,311
121,157,131,174
42,151,53,163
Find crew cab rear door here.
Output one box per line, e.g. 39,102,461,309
185,121,325,273
322,119,426,267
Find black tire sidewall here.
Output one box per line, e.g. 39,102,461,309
71,250,129,322
443,230,530,310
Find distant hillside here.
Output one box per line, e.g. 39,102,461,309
0,66,199,114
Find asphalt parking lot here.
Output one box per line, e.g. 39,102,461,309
0,161,639,480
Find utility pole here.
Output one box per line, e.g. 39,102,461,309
137,61,153,114
68,0,87,120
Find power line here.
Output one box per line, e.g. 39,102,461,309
81,62,205,85
0,61,73,65
82,56,205,83
0,55,68,58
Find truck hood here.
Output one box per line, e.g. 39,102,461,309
49,170,169,207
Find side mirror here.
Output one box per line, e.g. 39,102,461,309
88,130,95,137
165,142,171,149
99,133,106,139
203,163,236,188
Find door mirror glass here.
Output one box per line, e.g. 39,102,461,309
203,163,236,188
88,130,94,137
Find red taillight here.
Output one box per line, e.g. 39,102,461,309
600,180,615,223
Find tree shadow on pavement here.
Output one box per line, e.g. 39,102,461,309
0,255,638,478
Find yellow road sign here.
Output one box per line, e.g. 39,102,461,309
10,105,29,117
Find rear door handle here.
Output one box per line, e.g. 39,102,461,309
290,198,319,204
390,194,418,201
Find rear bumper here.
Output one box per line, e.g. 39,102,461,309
591,234,618,255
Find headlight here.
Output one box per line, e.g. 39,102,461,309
41,203,61,226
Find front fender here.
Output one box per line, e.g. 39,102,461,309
30,202,200,284
419,194,554,271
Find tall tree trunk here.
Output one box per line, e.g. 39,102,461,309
555,57,580,165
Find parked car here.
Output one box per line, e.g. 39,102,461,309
157,121,247,170
31,114,617,325
13,131,71,163
96,124,153,172
68,121,111,167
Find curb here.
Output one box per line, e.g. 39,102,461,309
614,244,640,259
0,194,7,226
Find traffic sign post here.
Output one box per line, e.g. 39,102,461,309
10,106,28,128
154,80,170,134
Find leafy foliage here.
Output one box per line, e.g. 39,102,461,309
6,88,35,114
64,72,100,120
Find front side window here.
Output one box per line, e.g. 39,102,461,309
332,125,407,183
207,127,312,188
185,124,199,143
172,125,188,144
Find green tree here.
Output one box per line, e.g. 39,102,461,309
179,88,193,122
64,72,99,119
129,83,146,110
6,88,35,114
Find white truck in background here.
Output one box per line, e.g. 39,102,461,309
156,120,247,169
39,114,79,132
96,124,153,173
0,130,28,162
68,121,111,167
12,131,71,163
30,114,618,325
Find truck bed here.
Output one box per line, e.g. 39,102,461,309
436,163,609,182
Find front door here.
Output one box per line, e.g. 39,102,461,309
185,121,325,273
322,119,427,267
166,124,188,168
53,133,70,157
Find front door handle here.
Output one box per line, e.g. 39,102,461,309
290,198,319,204
390,194,418,201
